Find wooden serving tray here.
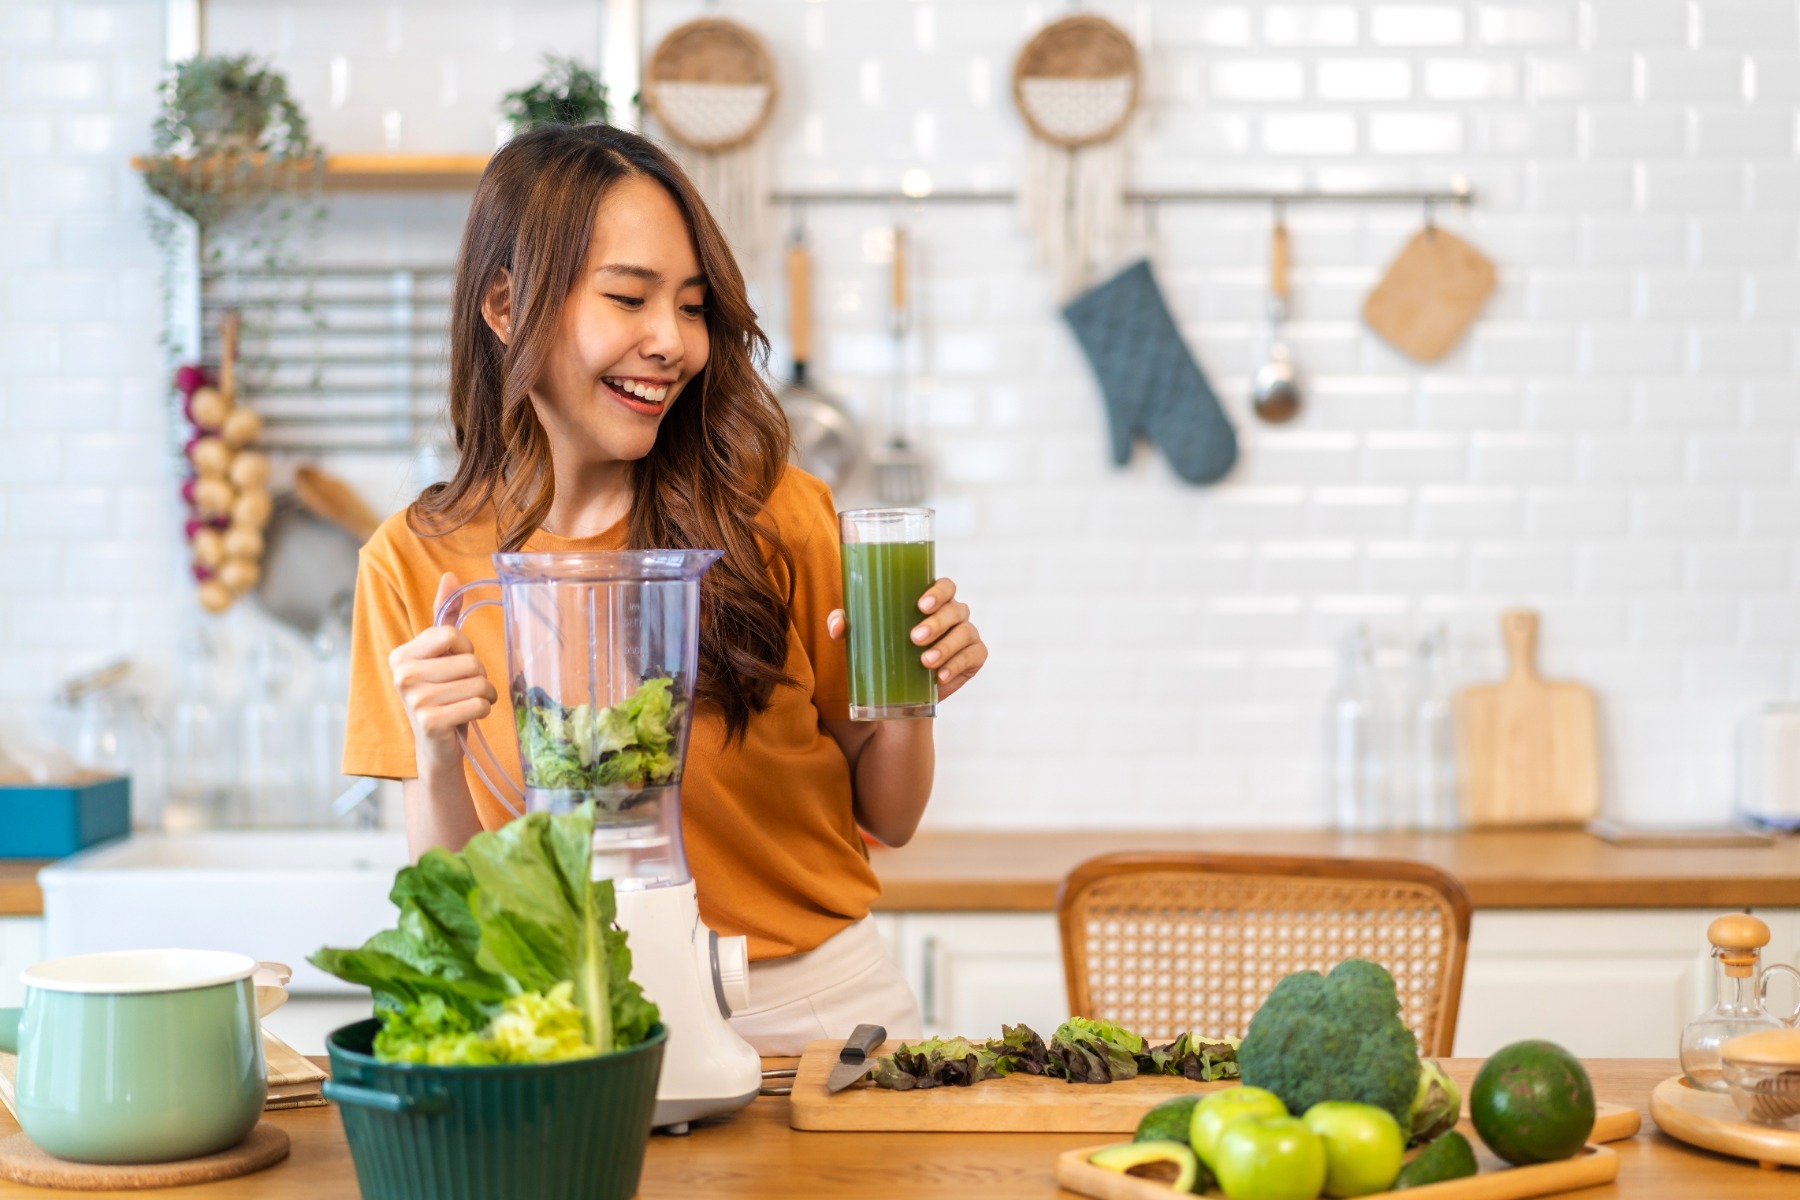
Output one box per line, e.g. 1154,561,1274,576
788,1040,1642,1140
1650,1074,1800,1170
1058,1125,1618,1200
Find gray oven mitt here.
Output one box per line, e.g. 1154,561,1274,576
1061,259,1238,485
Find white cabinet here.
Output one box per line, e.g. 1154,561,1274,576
885,913,1067,1038
0,917,44,1008
1452,909,1715,1058
879,907,1800,1058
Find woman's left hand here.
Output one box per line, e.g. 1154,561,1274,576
828,577,988,702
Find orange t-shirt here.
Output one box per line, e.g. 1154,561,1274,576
342,466,878,960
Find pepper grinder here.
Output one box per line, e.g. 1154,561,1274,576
1680,914,1800,1092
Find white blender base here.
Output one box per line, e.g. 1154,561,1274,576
614,882,761,1130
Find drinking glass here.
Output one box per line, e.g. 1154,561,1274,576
839,507,936,721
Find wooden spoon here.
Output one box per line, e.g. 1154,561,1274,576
293,465,381,542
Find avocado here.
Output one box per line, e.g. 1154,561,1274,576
1470,1039,1596,1165
1393,1130,1479,1189
1134,1095,1202,1145
1090,1140,1206,1194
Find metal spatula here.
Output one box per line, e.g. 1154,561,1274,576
871,225,928,505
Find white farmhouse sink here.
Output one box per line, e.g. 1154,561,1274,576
39,831,410,996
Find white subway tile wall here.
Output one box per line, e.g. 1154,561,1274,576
1,0,1796,830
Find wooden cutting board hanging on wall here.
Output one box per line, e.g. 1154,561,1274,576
1456,610,1602,827
1362,225,1496,361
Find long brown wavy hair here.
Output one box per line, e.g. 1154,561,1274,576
413,123,794,740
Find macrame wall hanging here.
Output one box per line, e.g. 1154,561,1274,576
643,17,779,268
1012,13,1142,297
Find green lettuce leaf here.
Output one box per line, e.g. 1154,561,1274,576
514,676,684,795
309,802,658,1063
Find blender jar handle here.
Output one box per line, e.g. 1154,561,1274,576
1759,963,1800,1027
432,579,524,819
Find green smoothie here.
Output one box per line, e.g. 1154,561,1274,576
841,539,936,718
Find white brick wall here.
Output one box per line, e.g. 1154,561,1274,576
2,0,1797,831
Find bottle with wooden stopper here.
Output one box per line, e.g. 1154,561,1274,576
1680,914,1800,1091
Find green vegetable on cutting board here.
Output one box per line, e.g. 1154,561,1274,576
310,802,659,1065
1237,959,1421,1131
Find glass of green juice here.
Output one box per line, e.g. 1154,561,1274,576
839,507,936,720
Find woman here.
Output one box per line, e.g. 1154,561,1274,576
342,124,987,1052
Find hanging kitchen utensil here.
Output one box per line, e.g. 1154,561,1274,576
1252,212,1302,424
252,465,369,639
1362,207,1496,362
778,218,861,489
871,225,928,505
644,17,778,266
1455,609,1602,827
1013,13,1142,297
293,464,381,542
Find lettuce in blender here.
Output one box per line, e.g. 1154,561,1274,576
513,675,683,798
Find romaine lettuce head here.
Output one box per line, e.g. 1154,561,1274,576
310,802,659,1063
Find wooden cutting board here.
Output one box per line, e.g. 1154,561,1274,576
1649,1074,1800,1170
1456,610,1601,827
1362,226,1496,362
786,1040,1641,1139
1058,1127,1616,1200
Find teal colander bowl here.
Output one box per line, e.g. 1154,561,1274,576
324,1019,666,1200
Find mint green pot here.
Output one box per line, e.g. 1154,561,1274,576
0,950,268,1164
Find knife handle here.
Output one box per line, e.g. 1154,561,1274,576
840,1023,887,1062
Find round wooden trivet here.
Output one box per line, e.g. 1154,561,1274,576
0,1123,289,1191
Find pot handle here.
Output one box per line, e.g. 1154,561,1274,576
253,961,291,1018
323,1080,451,1116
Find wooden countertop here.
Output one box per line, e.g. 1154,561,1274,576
0,863,44,918
4,827,1797,919
0,1059,1789,1197
867,828,1800,911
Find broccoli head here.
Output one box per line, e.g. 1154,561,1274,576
1236,958,1420,1128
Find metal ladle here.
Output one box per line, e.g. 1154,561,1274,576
1252,214,1302,423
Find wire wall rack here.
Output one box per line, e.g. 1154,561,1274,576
200,263,455,456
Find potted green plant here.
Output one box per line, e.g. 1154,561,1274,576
142,53,321,229
502,56,611,134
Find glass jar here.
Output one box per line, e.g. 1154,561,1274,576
1681,913,1800,1091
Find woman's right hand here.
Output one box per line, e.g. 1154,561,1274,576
389,572,497,772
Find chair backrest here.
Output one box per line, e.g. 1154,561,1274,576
1057,852,1473,1057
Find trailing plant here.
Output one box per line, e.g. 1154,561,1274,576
502,56,610,134
140,54,326,423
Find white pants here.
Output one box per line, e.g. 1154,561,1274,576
728,915,924,1055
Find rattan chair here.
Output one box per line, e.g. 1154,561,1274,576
1057,852,1473,1056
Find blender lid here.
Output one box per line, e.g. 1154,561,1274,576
492,549,724,583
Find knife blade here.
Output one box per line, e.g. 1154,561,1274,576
825,1023,887,1093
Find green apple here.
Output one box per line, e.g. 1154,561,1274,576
1211,1115,1327,1200
1301,1101,1405,1197
1189,1086,1289,1166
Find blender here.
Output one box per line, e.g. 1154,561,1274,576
438,551,761,1131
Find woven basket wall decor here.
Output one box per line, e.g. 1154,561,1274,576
644,17,779,264
1012,14,1143,295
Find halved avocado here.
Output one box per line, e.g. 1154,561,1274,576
1090,1141,1204,1194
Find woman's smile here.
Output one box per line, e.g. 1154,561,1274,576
601,374,674,414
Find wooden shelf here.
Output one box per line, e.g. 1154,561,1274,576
132,153,490,192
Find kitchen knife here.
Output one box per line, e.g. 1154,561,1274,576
825,1024,887,1093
